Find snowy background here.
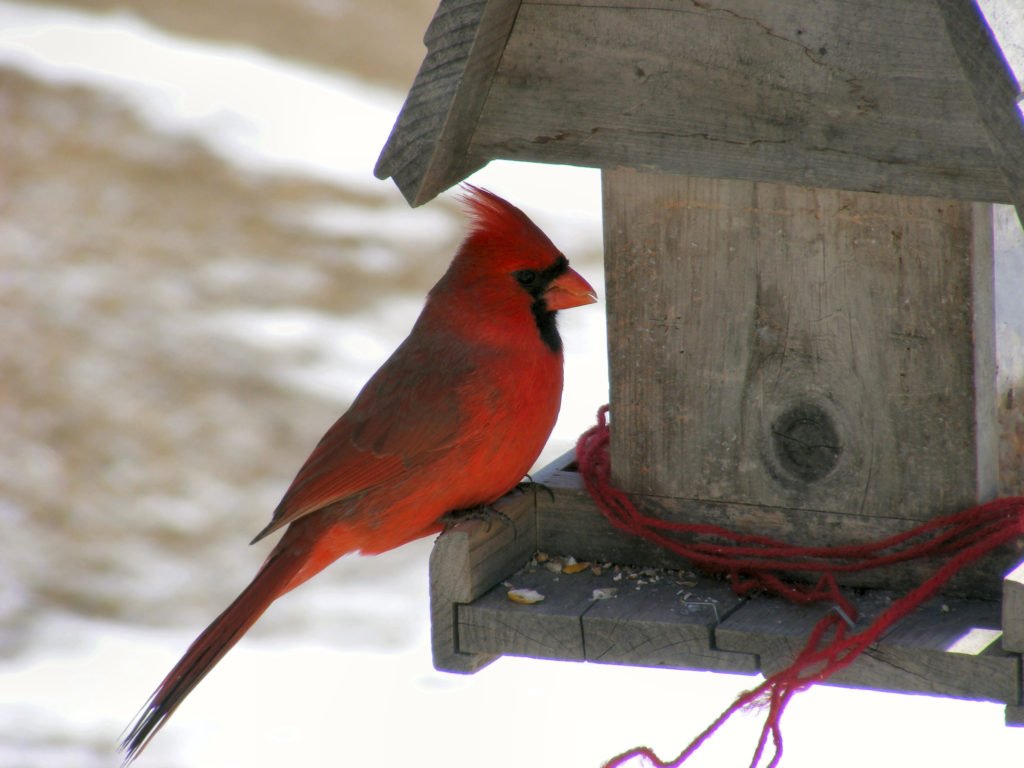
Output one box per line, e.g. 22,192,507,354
1,1,1024,767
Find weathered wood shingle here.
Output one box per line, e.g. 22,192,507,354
374,0,521,205
377,0,1024,225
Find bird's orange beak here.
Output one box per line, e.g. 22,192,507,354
544,267,598,310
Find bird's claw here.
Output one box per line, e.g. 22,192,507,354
516,474,555,502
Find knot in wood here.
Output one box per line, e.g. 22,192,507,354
771,403,841,483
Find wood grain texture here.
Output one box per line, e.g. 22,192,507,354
458,563,594,661
459,557,759,672
716,592,1021,703
428,450,572,672
582,570,758,672
602,169,1009,596
429,483,537,672
935,0,1024,228
467,0,1018,203
374,0,521,205
1003,560,1024,653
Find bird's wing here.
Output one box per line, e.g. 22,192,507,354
251,335,476,543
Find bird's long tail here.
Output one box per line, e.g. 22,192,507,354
120,548,305,764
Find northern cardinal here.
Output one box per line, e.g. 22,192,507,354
120,186,597,762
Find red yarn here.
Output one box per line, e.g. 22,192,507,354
575,405,1024,768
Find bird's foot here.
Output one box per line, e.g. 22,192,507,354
516,474,555,502
440,504,515,535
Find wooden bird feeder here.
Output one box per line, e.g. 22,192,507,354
376,0,1024,724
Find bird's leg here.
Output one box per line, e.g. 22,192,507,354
440,504,515,536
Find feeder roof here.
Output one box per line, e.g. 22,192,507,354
375,0,1024,222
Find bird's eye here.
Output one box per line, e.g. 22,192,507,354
515,269,539,287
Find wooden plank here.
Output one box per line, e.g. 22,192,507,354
428,450,573,672
1003,560,1024,653
469,0,1013,203
459,556,759,672
374,0,521,205
874,599,1017,703
429,487,540,672
452,452,594,664
458,562,595,661
602,169,1009,597
716,592,1021,703
1007,704,1024,726
582,569,758,672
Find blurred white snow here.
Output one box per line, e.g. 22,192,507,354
0,2,1022,768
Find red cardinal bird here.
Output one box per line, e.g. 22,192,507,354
120,185,596,762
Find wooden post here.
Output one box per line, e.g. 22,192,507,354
604,168,1005,596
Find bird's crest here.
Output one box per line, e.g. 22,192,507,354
456,185,563,271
